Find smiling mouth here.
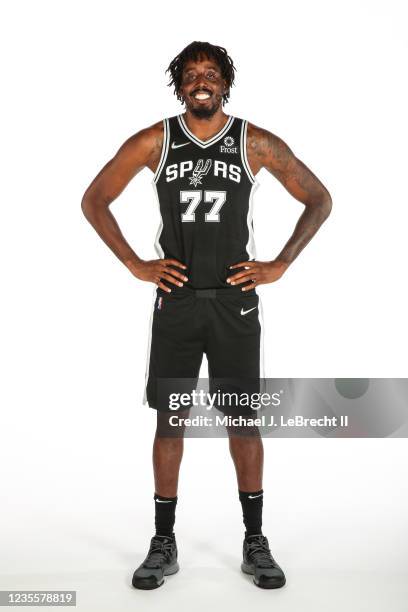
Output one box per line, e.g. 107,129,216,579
191,89,212,101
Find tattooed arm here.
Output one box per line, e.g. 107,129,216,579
227,123,332,290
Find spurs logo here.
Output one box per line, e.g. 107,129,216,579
189,159,212,187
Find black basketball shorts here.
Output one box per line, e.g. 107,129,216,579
143,285,264,413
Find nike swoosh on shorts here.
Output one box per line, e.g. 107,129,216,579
241,307,257,316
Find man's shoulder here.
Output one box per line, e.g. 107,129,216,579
246,121,276,142
245,121,286,161
117,119,165,161
130,119,164,146
124,114,182,150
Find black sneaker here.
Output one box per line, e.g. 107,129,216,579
132,534,179,590
241,534,286,589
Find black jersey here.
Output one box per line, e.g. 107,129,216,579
152,114,258,290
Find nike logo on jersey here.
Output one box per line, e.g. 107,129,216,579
248,493,263,499
171,141,190,149
241,307,257,316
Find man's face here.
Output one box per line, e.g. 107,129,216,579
179,56,227,119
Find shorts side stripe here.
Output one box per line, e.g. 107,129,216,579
142,287,157,405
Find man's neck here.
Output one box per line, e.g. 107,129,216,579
183,109,229,142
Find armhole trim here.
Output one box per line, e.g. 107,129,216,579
240,119,257,185
153,118,169,184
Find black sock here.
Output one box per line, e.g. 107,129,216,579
239,489,263,536
154,493,177,537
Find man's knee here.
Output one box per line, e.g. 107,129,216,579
156,408,191,438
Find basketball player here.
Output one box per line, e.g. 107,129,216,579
81,41,332,590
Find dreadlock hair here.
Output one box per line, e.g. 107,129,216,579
166,41,236,105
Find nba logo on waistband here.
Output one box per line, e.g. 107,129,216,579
157,297,163,310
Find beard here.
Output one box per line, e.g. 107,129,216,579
190,104,218,119
185,95,222,119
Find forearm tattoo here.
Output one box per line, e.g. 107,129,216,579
247,125,332,265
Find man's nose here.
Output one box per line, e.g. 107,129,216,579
194,74,209,88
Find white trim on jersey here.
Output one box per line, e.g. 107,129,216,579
245,181,259,260
142,287,158,405
177,114,234,149
153,118,170,183
152,181,165,258
151,120,168,257
240,119,258,185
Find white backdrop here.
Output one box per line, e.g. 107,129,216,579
1,1,407,611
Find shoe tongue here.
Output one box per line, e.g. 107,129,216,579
153,535,173,546
246,534,269,549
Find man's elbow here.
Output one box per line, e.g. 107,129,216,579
319,190,333,221
81,194,94,221
81,189,105,221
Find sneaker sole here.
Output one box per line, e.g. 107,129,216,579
241,562,286,589
132,562,180,590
